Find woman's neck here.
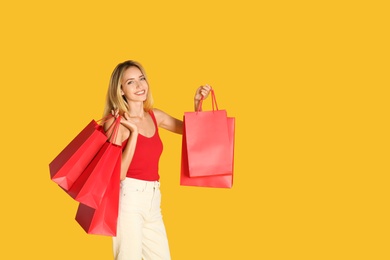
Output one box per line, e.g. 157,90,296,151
128,102,145,118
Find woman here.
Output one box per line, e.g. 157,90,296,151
103,60,211,260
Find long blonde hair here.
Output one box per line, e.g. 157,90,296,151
103,60,154,117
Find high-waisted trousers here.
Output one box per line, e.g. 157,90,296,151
113,177,171,260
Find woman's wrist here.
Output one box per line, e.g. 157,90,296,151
194,100,198,109
130,129,139,136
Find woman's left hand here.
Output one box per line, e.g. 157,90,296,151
194,84,212,111
194,84,212,101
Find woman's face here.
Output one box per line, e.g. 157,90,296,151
120,66,149,102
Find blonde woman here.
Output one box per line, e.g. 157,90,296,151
103,60,211,260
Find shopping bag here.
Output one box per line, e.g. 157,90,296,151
67,116,122,209
75,154,120,236
180,116,235,188
49,118,109,191
182,89,233,177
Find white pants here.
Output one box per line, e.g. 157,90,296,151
113,178,171,260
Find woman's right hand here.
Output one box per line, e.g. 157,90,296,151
111,109,120,118
111,109,137,133
120,112,138,134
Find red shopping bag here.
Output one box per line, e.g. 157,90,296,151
180,116,235,188
75,154,120,236
67,116,122,209
182,89,233,178
49,118,109,191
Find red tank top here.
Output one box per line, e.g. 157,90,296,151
122,110,163,181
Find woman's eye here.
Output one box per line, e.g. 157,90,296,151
140,77,146,81
127,81,134,85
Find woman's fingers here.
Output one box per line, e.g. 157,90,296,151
111,109,119,117
195,84,212,100
200,84,212,98
123,112,129,120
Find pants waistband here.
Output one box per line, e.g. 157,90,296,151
121,177,160,192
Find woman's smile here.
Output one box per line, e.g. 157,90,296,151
135,90,146,95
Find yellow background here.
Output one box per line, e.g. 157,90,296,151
1,0,389,259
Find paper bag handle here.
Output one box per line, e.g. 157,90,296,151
197,89,218,112
107,116,121,144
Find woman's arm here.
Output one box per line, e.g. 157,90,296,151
103,116,123,146
118,113,138,180
194,84,212,111
154,85,212,135
120,130,138,181
153,108,183,134
104,114,138,180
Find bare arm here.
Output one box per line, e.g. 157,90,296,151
153,85,212,135
120,130,138,181
104,114,138,181
118,114,139,180
153,108,183,134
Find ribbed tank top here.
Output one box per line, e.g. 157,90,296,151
122,110,163,181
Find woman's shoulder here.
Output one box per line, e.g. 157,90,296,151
152,108,163,113
151,108,164,118
151,108,167,123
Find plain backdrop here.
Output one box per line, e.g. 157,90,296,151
1,0,389,259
